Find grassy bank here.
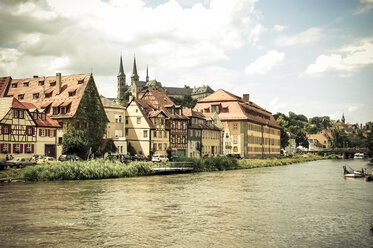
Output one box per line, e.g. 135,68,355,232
21,159,152,181
0,154,341,181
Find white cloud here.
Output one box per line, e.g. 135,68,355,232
275,27,322,46
355,0,373,14
273,25,287,32
348,106,358,112
245,50,285,75
0,0,264,97
303,37,373,76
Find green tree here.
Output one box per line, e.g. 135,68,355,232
120,91,132,107
170,95,197,108
62,130,89,159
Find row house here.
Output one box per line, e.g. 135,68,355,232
141,89,189,157
0,73,108,156
201,119,222,157
101,96,127,155
195,89,281,158
0,98,61,159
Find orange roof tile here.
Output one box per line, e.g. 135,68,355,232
5,73,91,119
0,76,11,97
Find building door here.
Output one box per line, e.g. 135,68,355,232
45,144,56,158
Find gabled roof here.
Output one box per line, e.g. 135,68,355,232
197,89,240,103
127,97,154,128
5,73,91,119
183,107,205,119
100,96,125,109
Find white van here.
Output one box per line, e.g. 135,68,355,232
151,154,169,162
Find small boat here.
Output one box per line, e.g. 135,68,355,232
354,153,364,159
343,165,365,178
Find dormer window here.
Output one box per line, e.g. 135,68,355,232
11,83,17,88
204,108,210,113
78,79,83,84
53,107,59,115
32,112,38,120
18,94,24,100
50,81,56,86
23,82,29,87
33,93,39,99
69,90,76,97
45,92,52,98
38,80,44,86
40,113,46,120
60,106,67,114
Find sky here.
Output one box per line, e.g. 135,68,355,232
1,0,372,124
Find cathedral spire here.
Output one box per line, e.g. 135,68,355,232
146,65,149,82
132,56,138,77
118,55,125,76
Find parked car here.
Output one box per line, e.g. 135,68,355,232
5,157,35,168
37,156,58,164
152,154,169,162
132,154,148,161
31,154,45,162
59,154,83,162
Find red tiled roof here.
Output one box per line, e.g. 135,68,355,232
0,77,11,97
197,89,240,103
5,73,91,119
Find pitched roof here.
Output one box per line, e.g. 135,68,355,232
5,73,91,119
118,56,125,76
192,85,214,95
100,96,125,109
0,76,11,97
164,86,193,96
197,89,240,103
194,89,280,128
0,97,14,120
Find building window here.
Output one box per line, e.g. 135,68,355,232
50,81,56,86
1,143,9,153
164,143,167,150
158,143,162,150
153,131,157,138
60,107,67,114
58,137,63,144
143,130,148,138
135,109,138,113
11,83,18,88
211,105,219,113
233,123,238,130
177,137,181,144
23,82,29,87
161,119,164,125
15,144,21,153
69,90,76,96
233,135,238,144
26,126,34,136
183,122,186,129
13,109,24,119
153,143,157,151
18,94,24,100
182,137,186,144
233,146,238,152
33,93,39,99
32,112,38,120
40,113,46,120
38,81,44,86
137,117,141,124
164,131,167,138
40,129,46,136
177,122,181,129
26,144,32,153
125,117,128,124
45,93,52,98
2,125,10,134
125,128,128,136
53,107,59,115
78,80,84,84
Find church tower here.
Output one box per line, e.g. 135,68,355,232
117,55,127,100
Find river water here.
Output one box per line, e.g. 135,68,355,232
0,159,372,247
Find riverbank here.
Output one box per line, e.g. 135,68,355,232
0,154,341,181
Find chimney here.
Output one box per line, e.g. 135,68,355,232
242,94,250,102
56,73,61,95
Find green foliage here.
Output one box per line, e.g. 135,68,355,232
104,139,117,154
119,91,132,107
62,130,89,159
170,95,197,108
65,77,108,156
127,142,136,156
22,159,152,181
176,156,238,172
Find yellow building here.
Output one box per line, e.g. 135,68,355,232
307,129,332,149
149,110,170,156
100,97,127,155
201,121,222,156
125,98,152,156
0,98,61,159
195,89,281,158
